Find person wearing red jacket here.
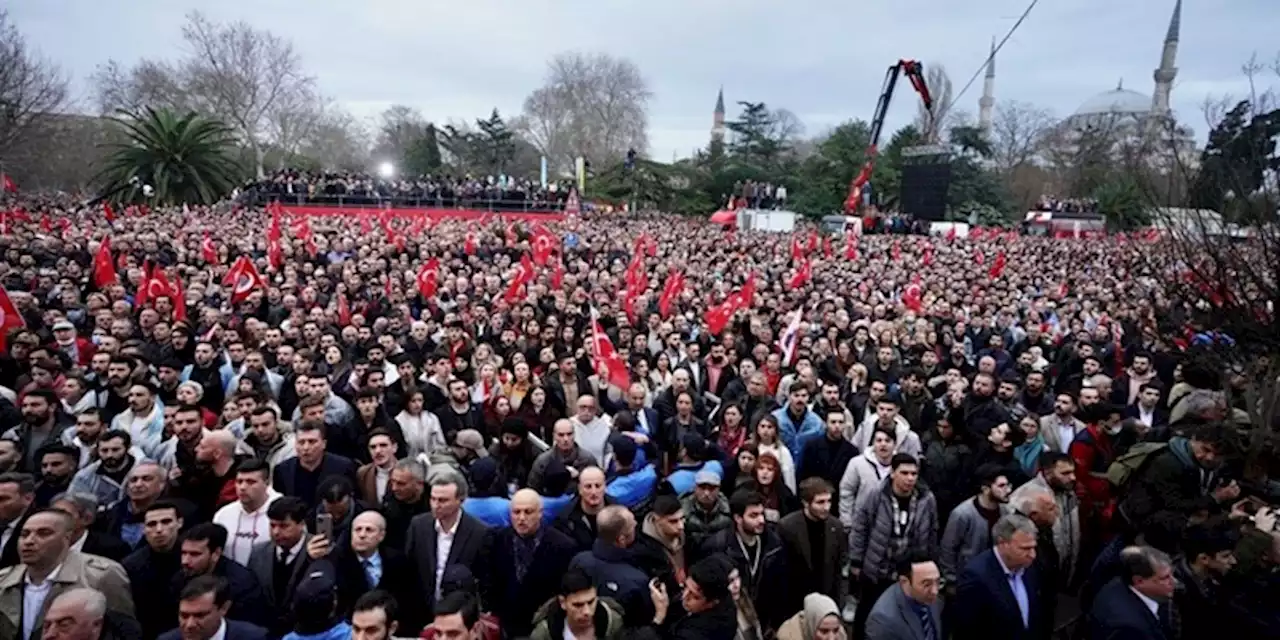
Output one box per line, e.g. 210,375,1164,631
1068,403,1125,537
50,319,96,367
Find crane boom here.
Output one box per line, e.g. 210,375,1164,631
843,59,935,213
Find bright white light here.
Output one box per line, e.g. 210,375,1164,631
377,162,395,179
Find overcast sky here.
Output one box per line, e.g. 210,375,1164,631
12,0,1278,163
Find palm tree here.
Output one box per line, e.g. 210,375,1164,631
96,107,243,205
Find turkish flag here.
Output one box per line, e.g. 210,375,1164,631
417,258,440,299
336,293,351,326
945,226,957,242
225,256,266,305
464,232,476,256
704,293,742,336
789,259,812,289
1,174,16,193
658,271,683,318
844,235,858,261
531,228,557,266
201,233,218,264
103,202,116,224
0,287,25,352
92,238,118,289
590,312,630,390
988,251,1007,279
503,253,535,304
172,277,187,322
791,237,804,262
136,262,175,308
550,261,565,289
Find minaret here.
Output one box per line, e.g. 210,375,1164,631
978,37,996,132
1151,0,1180,118
711,87,726,142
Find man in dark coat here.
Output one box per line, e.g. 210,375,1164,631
634,555,738,640
951,514,1046,640
122,501,185,638
404,470,490,615
777,478,848,619
1089,545,1178,640
481,489,576,637
698,489,786,629
171,522,273,630
796,410,857,503
327,511,421,634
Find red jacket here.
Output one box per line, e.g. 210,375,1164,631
1068,423,1116,523
51,337,96,367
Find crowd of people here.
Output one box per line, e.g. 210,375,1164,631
1033,196,1100,215
0,191,1272,640
241,170,579,211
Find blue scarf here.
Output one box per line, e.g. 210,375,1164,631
1014,434,1046,476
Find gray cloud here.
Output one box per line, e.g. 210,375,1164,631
11,0,1277,162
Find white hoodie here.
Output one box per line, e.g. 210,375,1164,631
839,448,893,529
851,414,921,459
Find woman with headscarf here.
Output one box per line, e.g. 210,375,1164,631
775,593,847,640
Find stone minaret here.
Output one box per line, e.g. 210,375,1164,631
1151,0,1181,118
978,37,996,132
711,87,726,142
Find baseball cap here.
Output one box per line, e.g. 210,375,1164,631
694,470,721,487
454,429,488,458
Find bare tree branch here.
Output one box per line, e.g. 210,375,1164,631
0,9,70,165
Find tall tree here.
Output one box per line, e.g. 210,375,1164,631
989,100,1055,175
96,107,242,205
474,108,516,175
0,9,70,169
516,52,651,174
299,108,369,171
915,63,954,143
1188,99,1280,223
91,11,315,177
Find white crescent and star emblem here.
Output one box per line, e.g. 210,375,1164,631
148,280,166,297
202,239,214,253
235,275,253,294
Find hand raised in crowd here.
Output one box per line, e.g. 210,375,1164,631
306,534,332,559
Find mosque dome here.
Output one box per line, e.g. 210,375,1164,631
1072,83,1152,118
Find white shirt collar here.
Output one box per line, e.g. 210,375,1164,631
24,563,63,587
281,536,305,561
435,515,460,536
209,618,227,640
1129,586,1160,617
70,532,87,552
993,550,1023,579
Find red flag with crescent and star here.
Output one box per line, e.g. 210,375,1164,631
589,308,630,389
417,258,440,299
0,287,25,352
93,238,118,289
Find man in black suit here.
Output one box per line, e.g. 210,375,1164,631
123,500,186,638
951,513,1047,640
0,472,36,568
247,497,310,636
481,488,576,637
312,510,421,634
173,522,274,630
404,469,489,616
272,420,357,508
50,491,131,561
159,575,269,640
1089,545,1178,640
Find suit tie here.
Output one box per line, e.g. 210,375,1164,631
363,558,377,589
273,548,290,605
919,607,937,640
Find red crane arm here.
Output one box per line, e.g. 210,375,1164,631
844,59,934,213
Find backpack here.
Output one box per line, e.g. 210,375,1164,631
1106,442,1167,489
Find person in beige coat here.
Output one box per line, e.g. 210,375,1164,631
0,510,133,638
776,592,848,640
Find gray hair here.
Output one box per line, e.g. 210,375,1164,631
1180,389,1225,418
177,381,204,401
1087,374,1113,389
993,514,1038,543
392,458,427,483
1010,488,1052,516
50,587,107,619
1119,545,1172,583
429,470,469,501
50,492,99,519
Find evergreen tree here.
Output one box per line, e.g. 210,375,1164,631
476,108,516,175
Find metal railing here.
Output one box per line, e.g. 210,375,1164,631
243,191,571,213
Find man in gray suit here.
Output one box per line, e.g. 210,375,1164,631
405,470,489,615
865,554,943,640
245,497,310,636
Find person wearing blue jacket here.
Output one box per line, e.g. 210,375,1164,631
773,386,824,469
461,456,511,527
605,435,657,509
667,434,725,496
